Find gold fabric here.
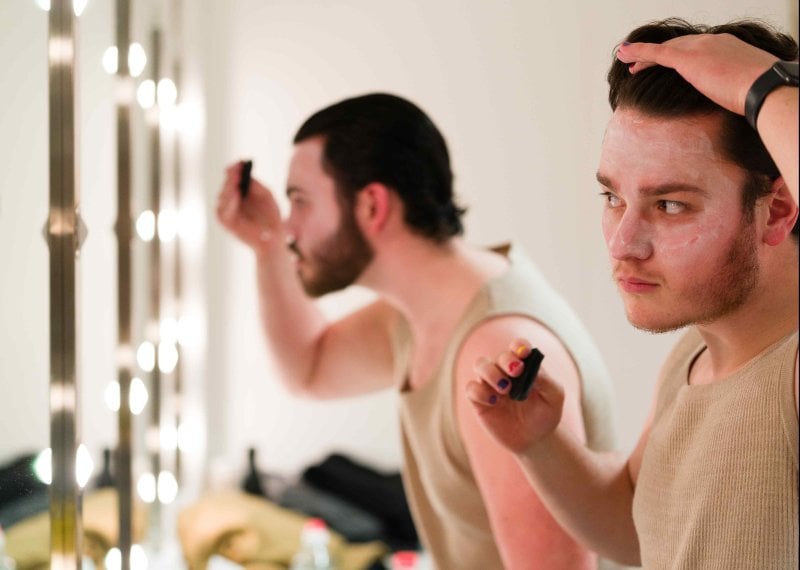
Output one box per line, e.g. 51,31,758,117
177,490,386,570
4,487,148,570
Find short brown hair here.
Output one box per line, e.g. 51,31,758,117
608,19,798,238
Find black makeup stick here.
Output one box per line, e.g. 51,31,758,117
508,348,545,401
239,159,253,198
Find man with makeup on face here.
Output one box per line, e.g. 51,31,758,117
467,18,799,569
217,93,619,569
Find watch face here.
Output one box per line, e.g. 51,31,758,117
774,61,800,86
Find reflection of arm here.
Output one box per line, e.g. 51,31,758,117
456,317,598,569
256,240,397,399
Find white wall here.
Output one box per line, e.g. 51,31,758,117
197,0,794,479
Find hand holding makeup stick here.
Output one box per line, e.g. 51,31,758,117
466,341,562,454
217,160,285,257
617,33,799,202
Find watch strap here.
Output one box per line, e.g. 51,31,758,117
745,61,800,130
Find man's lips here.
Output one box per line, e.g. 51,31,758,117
616,275,659,293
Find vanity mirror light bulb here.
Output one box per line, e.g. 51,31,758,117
31,446,92,487
136,341,155,372
129,377,148,415
158,341,179,373
158,471,179,504
135,210,155,241
76,444,93,489
128,43,146,78
157,208,178,242
102,46,118,75
104,545,147,570
33,448,52,485
34,0,87,15
157,78,178,107
136,79,156,109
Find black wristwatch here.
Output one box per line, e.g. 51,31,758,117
744,60,799,130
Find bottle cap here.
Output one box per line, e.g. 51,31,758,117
391,550,418,569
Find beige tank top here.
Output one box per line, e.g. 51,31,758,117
633,328,799,569
394,244,618,569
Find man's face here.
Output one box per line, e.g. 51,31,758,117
285,137,374,297
596,109,760,333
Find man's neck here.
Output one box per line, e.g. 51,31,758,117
364,237,508,334
692,263,798,384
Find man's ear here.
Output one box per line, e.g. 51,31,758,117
355,182,392,236
761,177,799,246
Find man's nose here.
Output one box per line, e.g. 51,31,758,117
607,212,654,261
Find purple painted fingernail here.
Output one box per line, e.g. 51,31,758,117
498,378,509,390
489,395,498,405
622,41,631,46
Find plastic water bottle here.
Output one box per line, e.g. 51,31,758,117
290,518,336,570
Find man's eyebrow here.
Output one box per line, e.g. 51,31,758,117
595,173,709,197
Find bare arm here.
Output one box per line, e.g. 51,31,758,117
217,163,396,398
466,337,656,566
457,318,597,569
616,33,798,203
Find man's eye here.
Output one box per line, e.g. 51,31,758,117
599,192,622,208
659,200,685,214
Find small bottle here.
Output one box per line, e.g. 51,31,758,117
290,518,336,570
242,447,267,498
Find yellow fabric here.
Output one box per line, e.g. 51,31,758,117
177,490,386,570
633,329,799,569
4,487,148,570
395,244,618,569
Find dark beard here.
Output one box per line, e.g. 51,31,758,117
291,210,374,298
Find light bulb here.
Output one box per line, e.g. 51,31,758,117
137,79,155,109
135,210,155,241
102,46,118,75
136,341,155,372
130,377,148,415
128,43,146,78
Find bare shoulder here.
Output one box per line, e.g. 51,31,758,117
454,314,586,442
